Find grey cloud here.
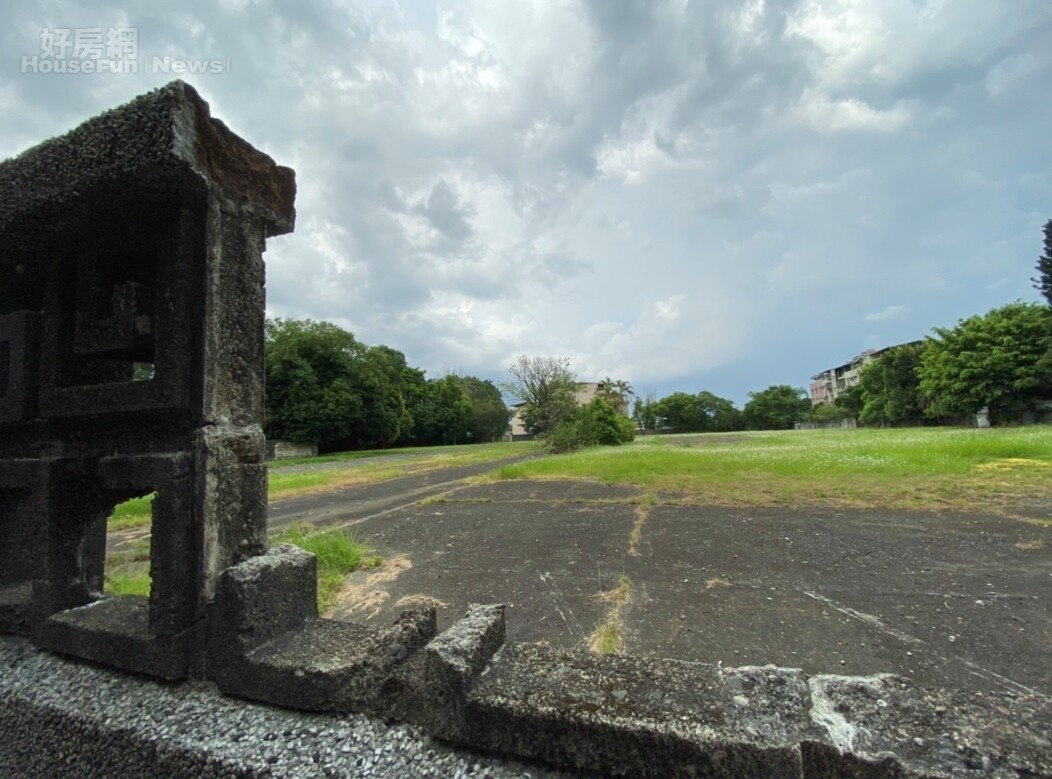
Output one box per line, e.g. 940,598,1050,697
417,180,473,241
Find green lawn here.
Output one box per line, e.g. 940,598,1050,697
491,427,1052,519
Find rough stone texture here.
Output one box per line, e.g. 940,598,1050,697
207,543,318,684
463,643,1052,778
34,596,190,680
226,610,437,717
0,80,296,679
423,603,507,738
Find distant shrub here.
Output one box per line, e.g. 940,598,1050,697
546,398,634,453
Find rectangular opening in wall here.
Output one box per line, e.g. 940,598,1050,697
103,492,155,598
132,362,155,381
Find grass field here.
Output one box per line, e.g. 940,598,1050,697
491,427,1052,520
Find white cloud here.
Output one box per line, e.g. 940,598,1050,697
865,305,908,323
796,88,911,133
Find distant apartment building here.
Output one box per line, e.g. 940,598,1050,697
509,381,629,439
809,342,921,407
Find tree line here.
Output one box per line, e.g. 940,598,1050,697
813,221,1052,427
264,318,508,451
265,221,1052,450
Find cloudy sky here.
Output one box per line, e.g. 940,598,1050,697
4,1,1050,404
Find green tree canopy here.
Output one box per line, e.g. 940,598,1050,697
917,302,1052,422
632,391,657,432
455,375,510,442
264,318,411,450
742,385,810,430
502,355,578,436
651,390,743,433
413,375,473,445
1035,218,1052,307
858,344,925,427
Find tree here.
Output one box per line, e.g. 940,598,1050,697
632,391,657,432
265,318,366,447
1034,218,1052,307
696,391,744,432
857,344,924,427
653,392,706,432
651,390,743,433
742,385,810,430
455,375,510,442
264,318,412,451
917,302,1052,423
599,377,634,414
808,402,852,423
414,375,473,445
834,385,863,417
501,355,579,436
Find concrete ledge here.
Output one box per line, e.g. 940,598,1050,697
465,644,1052,778
35,597,190,680
227,610,437,716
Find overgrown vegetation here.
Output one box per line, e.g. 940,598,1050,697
107,494,155,530
271,525,380,611
491,427,1052,519
547,397,635,453
589,574,631,654
104,524,380,611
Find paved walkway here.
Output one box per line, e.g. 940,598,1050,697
327,478,1052,699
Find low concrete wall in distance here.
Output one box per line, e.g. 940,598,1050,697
266,440,319,460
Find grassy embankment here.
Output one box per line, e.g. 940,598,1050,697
490,427,1052,520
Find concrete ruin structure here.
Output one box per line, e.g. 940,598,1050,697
1,83,1050,778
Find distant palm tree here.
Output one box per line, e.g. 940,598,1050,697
600,377,634,414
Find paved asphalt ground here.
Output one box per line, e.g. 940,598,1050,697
270,463,1052,701
109,453,1052,701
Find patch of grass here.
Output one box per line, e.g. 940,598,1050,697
105,569,151,597
270,525,381,611
628,503,651,556
483,428,1052,517
108,494,155,531
589,574,631,654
